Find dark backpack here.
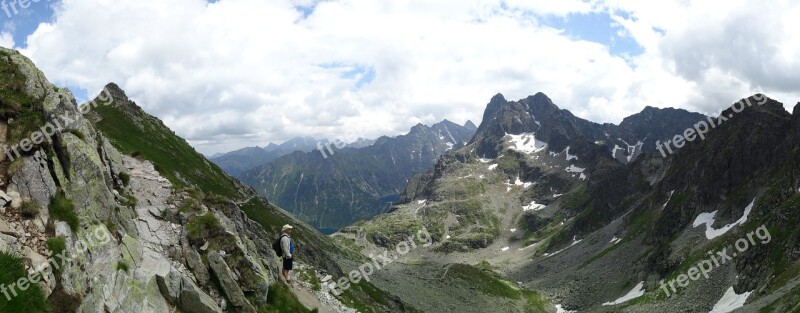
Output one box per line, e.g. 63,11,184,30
272,234,288,257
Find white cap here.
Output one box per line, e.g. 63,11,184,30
282,224,294,232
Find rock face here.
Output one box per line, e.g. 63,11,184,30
180,276,223,313
208,251,254,311
0,46,288,313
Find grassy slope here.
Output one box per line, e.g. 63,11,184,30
91,101,238,198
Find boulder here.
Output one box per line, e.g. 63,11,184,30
184,247,210,286
179,277,222,313
156,269,182,305
0,219,14,235
208,251,254,312
8,190,21,209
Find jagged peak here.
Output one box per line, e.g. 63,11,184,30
103,82,129,101
464,120,477,129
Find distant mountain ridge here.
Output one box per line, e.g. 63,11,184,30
211,137,378,176
238,119,477,230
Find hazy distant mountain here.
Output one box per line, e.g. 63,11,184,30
238,120,477,230
210,137,320,176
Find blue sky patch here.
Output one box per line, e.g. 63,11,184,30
542,12,644,57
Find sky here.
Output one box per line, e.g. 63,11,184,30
2,0,799,155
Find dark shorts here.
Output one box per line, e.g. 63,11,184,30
283,257,293,271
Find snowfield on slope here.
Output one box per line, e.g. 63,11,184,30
709,287,751,313
693,199,755,240
602,281,645,306
506,133,547,154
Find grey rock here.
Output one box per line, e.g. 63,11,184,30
208,251,253,311
157,269,182,305
179,277,222,313
0,219,14,235
184,247,210,286
9,150,58,214
0,237,7,253
8,190,21,209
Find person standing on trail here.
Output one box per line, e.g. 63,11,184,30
280,224,295,283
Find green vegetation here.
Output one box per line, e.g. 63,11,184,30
186,213,224,245
116,260,130,273
45,237,67,261
296,269,321,291
261,283,317,313
0,252,50,313
759,283,800,313
20,200,40,218
0,50,45,157
444,263,549,312
120,194,137,207
49,193,80,232
62,129,85,141
118,172,131,186
337,280,394,313
91,101,239,197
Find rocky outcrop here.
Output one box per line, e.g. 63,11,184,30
180,276,223,313
208,251,255,312
0,47,287,313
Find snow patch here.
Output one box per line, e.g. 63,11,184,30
709,287,751,313
501,247,510,252
478,158,493,163
417,200,427,205
445,142,454,150
555,305,576,313
510,228,517,233
602,281,646,306
693,199,755,240
523,200,547,211
610,237,622,245
662,190,675,210
544,237,582,257
579,173,587,180
564,147,578,161
514,177,533,188
506,133,547,154
553,193,563,198
565,165,585,173
488,164,498,170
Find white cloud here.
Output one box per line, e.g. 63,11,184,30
0,32,13,48
16,0,800,154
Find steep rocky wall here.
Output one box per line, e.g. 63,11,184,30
0,47,277,313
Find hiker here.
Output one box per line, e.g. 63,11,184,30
280,224,295,283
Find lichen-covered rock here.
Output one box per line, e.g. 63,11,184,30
184,244,210,286
180,276,222,313
208,250,254,312
156,269,182,305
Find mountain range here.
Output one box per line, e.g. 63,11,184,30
3,44,800,313
238,119,477,231
336,92,800,312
